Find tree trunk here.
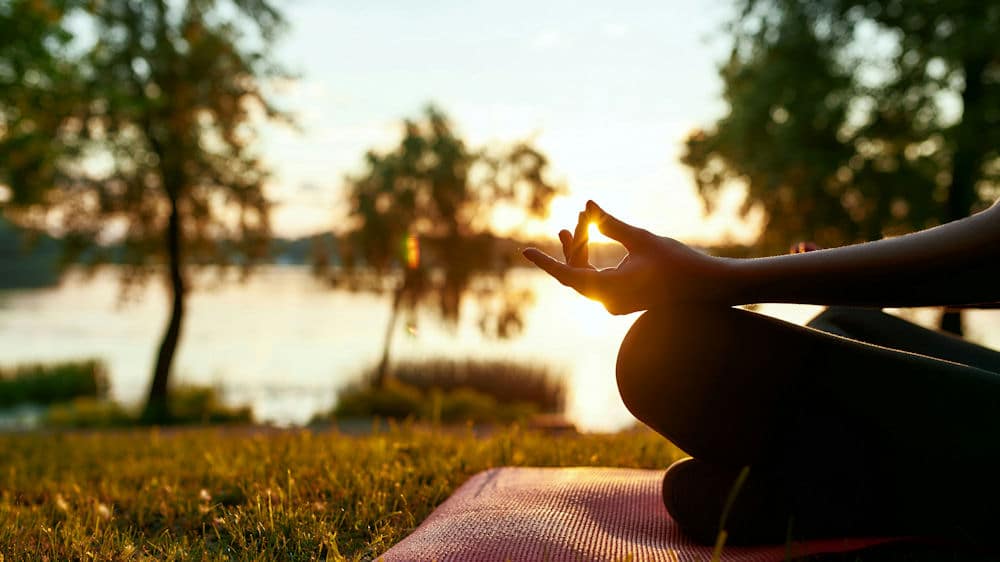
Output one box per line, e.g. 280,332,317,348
940,56,987,335
373,286,404,388
143,192,185,423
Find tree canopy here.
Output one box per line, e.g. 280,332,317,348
331,106,563,385
0,0,290,420
684,0,1000,253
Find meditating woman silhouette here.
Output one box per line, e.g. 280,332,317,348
524,199,1000,545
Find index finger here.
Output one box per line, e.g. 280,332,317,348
587,200,647,250
522,248,602,297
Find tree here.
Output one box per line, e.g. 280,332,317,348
0,0,289,421
331,106,562,387
683,0,1000,333
0,1,81,211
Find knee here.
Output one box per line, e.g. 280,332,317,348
615,307,732,435
615,306,794,464
615,308,684,420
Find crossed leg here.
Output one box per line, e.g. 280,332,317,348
616,306,1000,544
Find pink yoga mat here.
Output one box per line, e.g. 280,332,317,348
381,467,897,561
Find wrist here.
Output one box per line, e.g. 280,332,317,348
720,257,757,305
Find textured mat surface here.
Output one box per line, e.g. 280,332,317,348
381,467,896,562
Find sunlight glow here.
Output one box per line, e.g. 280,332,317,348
541,196,617,242
257,1,766,247
571,293,615,335
587,222,612,244
405,234,420,269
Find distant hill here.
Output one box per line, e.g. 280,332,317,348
270,232,750,270
0,217,61,289
0,219,756,288
271,232,339,266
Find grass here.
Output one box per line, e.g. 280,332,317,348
0,425,986,561
0,425,683,561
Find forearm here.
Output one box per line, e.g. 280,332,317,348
730,203,1000,307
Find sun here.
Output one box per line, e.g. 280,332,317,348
488,192,637,244
539,195,615,243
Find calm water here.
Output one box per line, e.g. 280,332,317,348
1,266,998,432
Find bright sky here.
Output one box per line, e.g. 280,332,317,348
261,0,760,245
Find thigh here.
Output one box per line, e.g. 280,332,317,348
618,306,1000,467
782,334,1000,539
807,306,1000,373
619,306,1000,539
616,306,803,466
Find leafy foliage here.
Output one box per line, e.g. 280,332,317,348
0,0,81,210
330,106,563,384
390,358,566,414
2,0,285,269
327,359,566,424
0,0,291,418
684,0,1000,253
0,359,109,407
44,385,252,428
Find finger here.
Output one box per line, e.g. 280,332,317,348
587,200,646,249
559,229,573,262
522,248,600,295
570,211,589,267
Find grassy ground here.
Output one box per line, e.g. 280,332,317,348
0,424,684,561
0,425,985,561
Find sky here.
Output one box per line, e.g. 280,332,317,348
260,0,760,244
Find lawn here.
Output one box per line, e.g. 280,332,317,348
0,424,683,561
1,425,982,561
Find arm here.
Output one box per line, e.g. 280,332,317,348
523,200,1000,314
734,201,1000,308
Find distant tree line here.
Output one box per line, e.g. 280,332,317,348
0,215,60,288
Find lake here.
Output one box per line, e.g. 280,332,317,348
2,266,998,432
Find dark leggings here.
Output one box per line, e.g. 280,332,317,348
616,306,1000,544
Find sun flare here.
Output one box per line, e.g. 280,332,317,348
539,196,617,243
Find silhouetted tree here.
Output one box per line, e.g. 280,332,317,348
0,0,289,421
684,0,1000,333
0,1,81,210
332,106,562,387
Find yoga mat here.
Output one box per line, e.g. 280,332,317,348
381,467,897,562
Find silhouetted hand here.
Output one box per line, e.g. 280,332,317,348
523,201,736,315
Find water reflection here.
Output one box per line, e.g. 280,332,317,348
1,266,998,432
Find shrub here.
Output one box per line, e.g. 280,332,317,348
169,385,253,425
326,359,566,424
332,380,425,420
434,388,538,424
0,360,109,407
389,359,565,413
46,398,133,428
44,385,252,428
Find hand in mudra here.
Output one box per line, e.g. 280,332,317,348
523,201,736,314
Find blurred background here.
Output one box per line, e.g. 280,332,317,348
1,0,998,431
